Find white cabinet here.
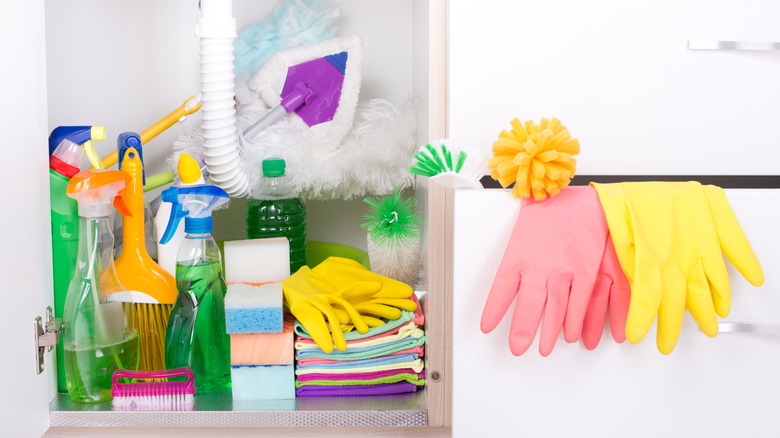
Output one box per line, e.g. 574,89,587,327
4,1,452,436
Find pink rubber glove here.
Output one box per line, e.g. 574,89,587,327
481,186,610,356
580,234,630,350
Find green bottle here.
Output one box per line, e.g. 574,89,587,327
160,185,231,394
49,137,88,393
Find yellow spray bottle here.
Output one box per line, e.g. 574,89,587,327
114,145,178,371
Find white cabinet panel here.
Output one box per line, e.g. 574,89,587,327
1,0,55,436
451,188,780,437
449,0,780,175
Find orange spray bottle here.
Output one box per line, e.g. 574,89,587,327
114,141,177,371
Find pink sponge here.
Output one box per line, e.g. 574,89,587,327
230,314,294,366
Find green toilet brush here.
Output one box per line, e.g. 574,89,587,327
361,188,422,286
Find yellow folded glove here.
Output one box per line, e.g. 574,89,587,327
282,266,381,352
311,257,418,324
592,181,763,354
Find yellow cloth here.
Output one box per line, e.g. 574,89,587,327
592,182,763,354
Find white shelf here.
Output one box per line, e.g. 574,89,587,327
50,389,427,428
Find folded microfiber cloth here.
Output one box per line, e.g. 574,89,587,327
295,358,424,376
296,381,421,397
296,345,424,366
296,368,423,382
293,296,424,340
295,353,420,371
295,371,425,388
295,321,423,352
295,335,425,360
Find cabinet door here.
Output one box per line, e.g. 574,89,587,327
0,0,56,436
449,0,780,175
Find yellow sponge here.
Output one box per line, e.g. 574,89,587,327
488,117,579,201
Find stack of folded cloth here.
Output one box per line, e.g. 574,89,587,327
294,295,426,396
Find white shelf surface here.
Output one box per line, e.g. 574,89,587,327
50,388,427,428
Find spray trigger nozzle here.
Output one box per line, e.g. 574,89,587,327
159,185,229,244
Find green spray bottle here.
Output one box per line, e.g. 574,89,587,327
49,126,107,393
159,185,230,394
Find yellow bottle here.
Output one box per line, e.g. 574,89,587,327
114,145,177,371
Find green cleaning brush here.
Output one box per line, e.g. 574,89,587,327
409,139,488,189
361,188,422,286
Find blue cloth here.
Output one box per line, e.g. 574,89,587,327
234,0,340,76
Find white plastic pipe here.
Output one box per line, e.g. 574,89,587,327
197,0,250,197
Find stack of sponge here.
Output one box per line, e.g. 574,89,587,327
226,282,295,400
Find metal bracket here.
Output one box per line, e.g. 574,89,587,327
34,306,62,375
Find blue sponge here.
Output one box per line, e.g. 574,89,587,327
231,365,295,400
225,283,283,334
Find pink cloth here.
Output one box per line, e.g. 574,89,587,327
296,346,424,366
296,369,425,382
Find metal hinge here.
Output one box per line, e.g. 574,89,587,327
34,306,62,375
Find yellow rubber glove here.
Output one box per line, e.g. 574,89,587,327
281,266,382,352
592,181,763,354
312,257,418,324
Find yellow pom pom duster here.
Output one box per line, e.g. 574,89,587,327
488,117,580,201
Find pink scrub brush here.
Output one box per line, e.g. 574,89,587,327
111,367,195,411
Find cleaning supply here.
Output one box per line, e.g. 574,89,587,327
488,117,579,201
111,367,195,411
480,186,613,356
233,0,339,77
49,125,107,169
231,314,294,366
49,137,88,393
281,265,375,352
410,140,488,189
311,257,418,326
97,96,202,169
155,153,205,277
112,133,159,261
581,234,631,350
115,147,178,371
592,181,764,354
159,184,231,394
63,169,139,403
361,188,422,286
246,158,307,274
242,50,348,141
225,282,293,401
225,282,284,334
231,365,295,400
224,237,291,283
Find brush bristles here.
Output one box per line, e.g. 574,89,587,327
112,393,195,411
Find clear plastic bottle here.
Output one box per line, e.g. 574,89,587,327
160,185,231,394
63,170,140,403
246,158,307,274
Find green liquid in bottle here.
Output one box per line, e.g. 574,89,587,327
64,331,140,403
165,260,230,394
246,197,307,273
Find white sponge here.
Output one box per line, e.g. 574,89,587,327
224,237,291,283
